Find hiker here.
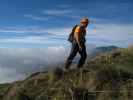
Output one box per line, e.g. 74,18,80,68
65,17,89,69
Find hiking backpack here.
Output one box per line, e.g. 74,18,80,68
68,25,78,43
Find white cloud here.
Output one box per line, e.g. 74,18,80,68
0,28,28,33
0,46,68,83
0,26,71,45
0,67,24,83
42,9,72,15
45,27,71,35
89,23,133,35
87,23,133,46
24,14,51,21
0,26,71,35
42,9,82,19
0,44,95,83
0,36,51,44
0,23,133,47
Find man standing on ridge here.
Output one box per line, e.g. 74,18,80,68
65,17,89,69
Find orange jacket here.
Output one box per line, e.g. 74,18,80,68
74,26,86,43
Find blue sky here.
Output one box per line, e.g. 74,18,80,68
0,0,133,48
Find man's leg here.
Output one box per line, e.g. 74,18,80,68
77,44,87,68
65,43,79,69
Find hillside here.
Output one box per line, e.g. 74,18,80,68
0,47,133,100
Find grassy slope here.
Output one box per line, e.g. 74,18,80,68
0,47,133,100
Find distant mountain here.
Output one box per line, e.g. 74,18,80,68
89,45,119,58
0,46,133,100
95,45,118,53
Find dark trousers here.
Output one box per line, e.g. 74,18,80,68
65,40,87,69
